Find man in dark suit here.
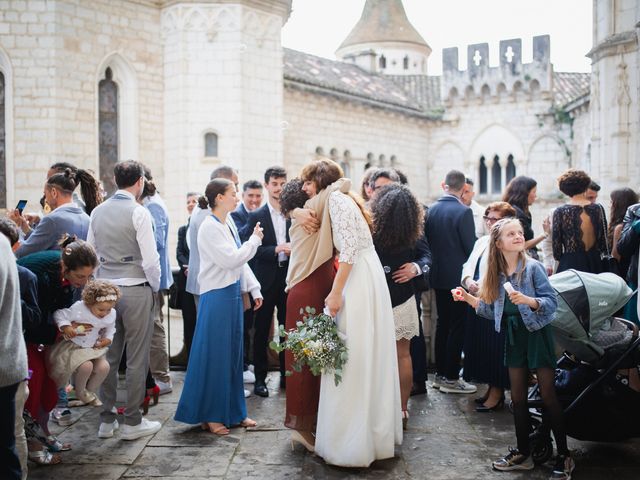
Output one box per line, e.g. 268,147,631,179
240,167,290,397
425,170,477,394
231,180,263,231
170,192,199,368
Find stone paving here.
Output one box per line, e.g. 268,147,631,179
27,370,640,480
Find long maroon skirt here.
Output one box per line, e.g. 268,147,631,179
284,258,335,432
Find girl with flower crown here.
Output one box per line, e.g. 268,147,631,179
47,280,121,407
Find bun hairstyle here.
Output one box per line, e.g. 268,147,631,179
59,234,99,272
47,165,103,215
198,178,234,210
82,279,121,306
139,163,158,201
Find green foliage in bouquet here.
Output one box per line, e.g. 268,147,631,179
270,306,348,386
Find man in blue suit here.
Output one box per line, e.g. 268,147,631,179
231,180,263,231
425,170,477,394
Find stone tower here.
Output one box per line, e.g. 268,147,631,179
587,0,639,190
161,0,292,205
336,0,431,75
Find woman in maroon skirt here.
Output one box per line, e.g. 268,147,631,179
280,177,345,452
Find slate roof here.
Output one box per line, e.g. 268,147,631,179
283,48,591,117
553,72,590,108
283,48,428,116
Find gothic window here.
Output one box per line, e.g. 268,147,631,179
379,55,386,69
315,146,324,156
99,67,118,196
479,156,487,194
329,148,338,160
506,154,516,183
491,155,501,194
0,71,5,208
403,55,409,70
204,132,218,157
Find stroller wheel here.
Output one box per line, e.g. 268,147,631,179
529,431,553,465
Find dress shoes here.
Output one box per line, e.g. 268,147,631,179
169,349,189,367
254,382,269,397
475,397,505,413
280,376,286,389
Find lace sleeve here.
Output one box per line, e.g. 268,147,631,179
552,207,563,261
329,192,361,264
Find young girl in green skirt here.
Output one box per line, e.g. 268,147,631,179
453,218,575,480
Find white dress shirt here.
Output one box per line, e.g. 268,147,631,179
197,214,263,299
54,301,116,348
87,189,161,292
267,201,288,262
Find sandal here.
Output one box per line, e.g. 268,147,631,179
201,422,229,436
240,418,257,428
45,435,71,452
28,448,62,465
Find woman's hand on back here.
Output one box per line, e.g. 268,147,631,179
293,208,320,234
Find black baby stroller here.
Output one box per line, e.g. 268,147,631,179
525,270,639,464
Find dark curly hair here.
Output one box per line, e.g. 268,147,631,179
609,188,639,245
557,169,591,197
279,178,308,217
502,175,537,213
371,184,423,253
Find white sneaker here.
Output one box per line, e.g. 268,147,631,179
120,418,161,441
155,379,172,395
244,389,252,398
439,378,478,394
431,375,446,390
248,364,255,373
243,370,256,384
98,419,119,439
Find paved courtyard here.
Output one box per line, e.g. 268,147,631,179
27,368,640,480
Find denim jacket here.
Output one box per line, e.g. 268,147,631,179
476,259,557,333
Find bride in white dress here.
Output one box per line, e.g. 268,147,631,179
299,159,402,468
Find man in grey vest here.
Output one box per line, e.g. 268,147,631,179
87,160,162,440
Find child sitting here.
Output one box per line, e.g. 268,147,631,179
46,280,120,406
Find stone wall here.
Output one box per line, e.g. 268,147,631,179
283,86,431,200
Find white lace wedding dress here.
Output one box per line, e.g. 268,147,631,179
315,191,402,467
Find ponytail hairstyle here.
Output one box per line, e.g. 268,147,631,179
198,178,234,210
477,218,528,304
59,235,98,272
47,165,103,215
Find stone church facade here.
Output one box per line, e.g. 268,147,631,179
0,0,638,253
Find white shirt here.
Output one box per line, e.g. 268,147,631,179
87,190,161,292
267,201,287,262
197,214,263,299
54,301,116,348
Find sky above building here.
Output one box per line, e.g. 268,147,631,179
281,0,592,75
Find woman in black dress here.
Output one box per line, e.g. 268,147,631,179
503,176,547,259
552,169,607,274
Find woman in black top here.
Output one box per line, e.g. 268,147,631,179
552,169,607,274
503,176,546,259
371,184,424,429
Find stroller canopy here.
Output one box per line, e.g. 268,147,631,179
549,270,634,362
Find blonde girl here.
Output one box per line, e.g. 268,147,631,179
47,280,121,406
453,218,574,480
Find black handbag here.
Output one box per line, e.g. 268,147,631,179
168,282,181,310
598,204,621,276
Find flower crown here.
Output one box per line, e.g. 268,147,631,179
96,294,118,303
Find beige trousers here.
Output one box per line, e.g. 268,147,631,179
14,381,28,480
150,291,171,383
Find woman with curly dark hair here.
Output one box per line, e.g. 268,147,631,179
502,175,545,258
610,188,639,270
371,183,423,429
552,169,608,274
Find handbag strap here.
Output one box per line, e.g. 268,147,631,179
598,203,610,255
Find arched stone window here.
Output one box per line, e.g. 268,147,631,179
506,154,516,183
390,155,397,167
379,55,386,69
315,146,324,156
0,71,5,208
478,156,487,194
378,154,386,166
365,152,374,169
341,150,351,178
329,147,338,160
491,155,501,194
403,55,409,70
99,67,118,196
204,132,218,157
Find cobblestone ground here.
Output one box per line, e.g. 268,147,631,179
27,370,640,480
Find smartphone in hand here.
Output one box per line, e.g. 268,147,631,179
15,200,27,214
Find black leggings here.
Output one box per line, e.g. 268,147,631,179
509,367,568,456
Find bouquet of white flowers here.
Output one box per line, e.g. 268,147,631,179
270,306,348,386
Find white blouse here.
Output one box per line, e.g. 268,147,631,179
54,301,116,348
197,214,262,298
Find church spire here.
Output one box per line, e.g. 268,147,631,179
336,0,431,75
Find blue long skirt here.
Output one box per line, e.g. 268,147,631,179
175,281,246,426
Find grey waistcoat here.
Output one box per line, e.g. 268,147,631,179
91,193,146,281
